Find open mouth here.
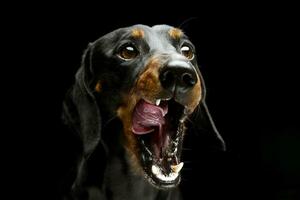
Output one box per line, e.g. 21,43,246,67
131,98,186,188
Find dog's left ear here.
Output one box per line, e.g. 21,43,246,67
188,71,226,151
62,43,102,158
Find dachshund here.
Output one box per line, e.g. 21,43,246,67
61,24,225,200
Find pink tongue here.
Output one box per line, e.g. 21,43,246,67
132,100,168,135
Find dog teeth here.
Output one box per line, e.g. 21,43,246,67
151,165,179,182
155,99,161,106
151,165,160,175
171,162,184,173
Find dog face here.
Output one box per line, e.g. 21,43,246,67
64,24,225,191
89,24,201,188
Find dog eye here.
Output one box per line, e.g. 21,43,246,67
180,45,194,60
118,45,139,60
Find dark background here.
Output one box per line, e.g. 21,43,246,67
8,7,299,200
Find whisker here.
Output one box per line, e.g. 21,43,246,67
178,17,198,29
103,116,118,128
185,116,193,123
182,168,193,171
182,161,193,164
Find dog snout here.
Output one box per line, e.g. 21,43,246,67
159,60,197,93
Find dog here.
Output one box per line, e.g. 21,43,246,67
61,24,225,200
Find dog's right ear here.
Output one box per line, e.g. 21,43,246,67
62,43,102,158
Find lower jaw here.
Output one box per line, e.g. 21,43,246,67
139,142,184,189
124,146,181,189
144,169,181,189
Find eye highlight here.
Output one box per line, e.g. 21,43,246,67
180,45,194,60
118,45,139,60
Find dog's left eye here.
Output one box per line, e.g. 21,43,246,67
118,45,139,60
180,45,194,60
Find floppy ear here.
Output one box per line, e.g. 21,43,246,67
62,43,102,158
189,72,226,151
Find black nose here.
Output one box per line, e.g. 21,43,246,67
159,60,197,92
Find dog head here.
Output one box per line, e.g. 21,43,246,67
63,24,225,189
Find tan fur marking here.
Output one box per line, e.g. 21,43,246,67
185,74,202,114
95,81,102,93
116,56,164,174
168,28,183,40
117,94,143,173
136,57,162,102
131,28,145,39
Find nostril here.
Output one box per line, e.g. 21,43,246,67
160,61,198,92
160,70,175,88
182,73,196,87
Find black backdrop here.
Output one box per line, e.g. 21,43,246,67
10,10,299,200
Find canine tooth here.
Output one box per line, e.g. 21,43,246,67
151,165,160,175
155,99,161,106
171,162,184,173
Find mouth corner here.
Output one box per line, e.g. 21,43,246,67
131,97,187,188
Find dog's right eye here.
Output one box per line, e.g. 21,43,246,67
180,45,194,60
118,45,139,60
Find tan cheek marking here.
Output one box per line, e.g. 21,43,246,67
117,95,143,174
115,56,169,175
115,57,164,173
95,81,102,93
168,28,183,40
185,75,202,114
131,28,145,39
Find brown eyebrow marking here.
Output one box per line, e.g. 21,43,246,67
131,28,145,39
168,28,183,40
